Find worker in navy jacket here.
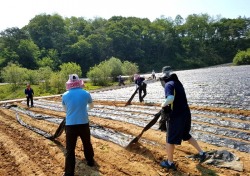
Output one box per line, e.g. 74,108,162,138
159,73,209,170
24,83,34,107
134,74,147,102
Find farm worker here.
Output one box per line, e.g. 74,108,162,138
134,74,147,102
152,70,156,80
62,74,94,176
24,83,34,107
118,75,125,86
159,72,210,170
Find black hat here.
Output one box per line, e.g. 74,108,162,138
159,72,171,81
160,73,179,88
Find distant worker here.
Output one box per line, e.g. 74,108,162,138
152,70,156,80
118,75,125,86
24,83,34,107
134,74,147,102
62,74,95,176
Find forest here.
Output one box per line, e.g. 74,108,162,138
0,13,250,78
0,13,250,176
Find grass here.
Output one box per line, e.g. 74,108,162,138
0,82,103,101
0,79,134,101
84,83,103,91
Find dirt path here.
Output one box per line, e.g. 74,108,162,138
0,98,250,176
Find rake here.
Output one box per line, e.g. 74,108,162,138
125,87,139,106
126,110,162,147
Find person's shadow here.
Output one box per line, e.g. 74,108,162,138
126,142,190,175
52,139,101,176
196,164,218,176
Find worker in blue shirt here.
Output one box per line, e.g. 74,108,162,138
62,74,94,176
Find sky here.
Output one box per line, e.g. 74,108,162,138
1,0,250,32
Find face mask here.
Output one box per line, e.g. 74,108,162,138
159,71,171,88
159,78,165,88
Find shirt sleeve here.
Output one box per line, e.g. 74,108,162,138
87,93,94,110
161,95,174,107
61,96,67,111
164,81,175,97
88,93,93,104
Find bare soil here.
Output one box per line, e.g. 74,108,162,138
0,98,250,176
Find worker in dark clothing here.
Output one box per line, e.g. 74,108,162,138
24,83,34,107
159,73,209,170
152,70,156,80
118,75,125,86
134,74,147,102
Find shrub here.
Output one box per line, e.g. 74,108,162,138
87,61,112,86
233,49,250,65
121,61,139,76
1,62,27,90
87,57,139,86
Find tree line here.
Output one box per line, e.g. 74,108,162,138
0,13,250,80
1,57,138,94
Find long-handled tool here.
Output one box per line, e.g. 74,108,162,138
126,110,162,147
16,112,66,140
49,118,66,139
125,87,139,106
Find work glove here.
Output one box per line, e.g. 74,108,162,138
162,105,171,113
159,105,171,131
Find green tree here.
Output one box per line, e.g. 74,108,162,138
64,16,90,37
106,16,148,64
49,71,65,94
38,57,54,68
17,39,40,69
0,27,29,67
86,33,112,65
59,62,82,81
121,61,139,76
61,37,92,76
87,57,138,86
23,69,39,85
38,66,53,91
1,62,26,90
174,15,184,26
233,49,250,65
106,57,123,80
1,14,250,76
87,61,112,86
27,14,69,52
0,48,19,68
0,27,29,50
38,49,61,70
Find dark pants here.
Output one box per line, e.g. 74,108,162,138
139,88,147,102
152,74,156,79
26,96,33,107
65,123,94,176
118,80,125,86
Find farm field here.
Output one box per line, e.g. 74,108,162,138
0,65,250,176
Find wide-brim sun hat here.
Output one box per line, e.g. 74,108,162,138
66,74,84,90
